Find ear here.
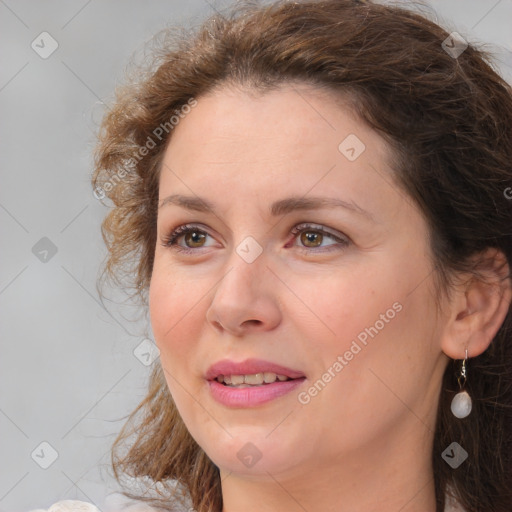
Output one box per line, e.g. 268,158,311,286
440,248,512,359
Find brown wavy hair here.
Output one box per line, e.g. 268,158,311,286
92,1,512,511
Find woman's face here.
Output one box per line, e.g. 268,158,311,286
149,84,449,479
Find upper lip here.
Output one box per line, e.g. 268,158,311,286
206,358,305,380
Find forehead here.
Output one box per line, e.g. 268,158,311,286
164,84,373,160
158,84,400,220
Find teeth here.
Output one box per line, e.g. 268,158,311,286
231,375,245,385
244,373,264,385
215,373,291,386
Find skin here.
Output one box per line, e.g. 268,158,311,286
148,84,511,512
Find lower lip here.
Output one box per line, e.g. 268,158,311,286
208,378,306,407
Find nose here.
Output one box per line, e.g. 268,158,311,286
206,252,283,336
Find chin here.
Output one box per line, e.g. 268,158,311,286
196,429,304,477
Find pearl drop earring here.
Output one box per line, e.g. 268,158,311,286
450,349,472,419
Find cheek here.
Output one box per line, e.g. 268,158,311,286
292,252,432,391
289,263,391,347
149,275,175,347
148,272,207,414
148,268,203,361
304,262,437,419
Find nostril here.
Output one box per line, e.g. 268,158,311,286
244,319,262,326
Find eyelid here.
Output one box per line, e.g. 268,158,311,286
290,222,348,242
288,223,350,252
161,223,217,248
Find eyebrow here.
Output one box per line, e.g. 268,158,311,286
158,194,375,221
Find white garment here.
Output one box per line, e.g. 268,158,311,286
28,490,468,512
28,492,181,512
102,492,178,511
28,502,101,512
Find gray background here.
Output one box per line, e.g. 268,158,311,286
1,1,511,510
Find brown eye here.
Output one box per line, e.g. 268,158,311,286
290,223,350,253
184,231,207,248
300,231,324,248
162,225,214,253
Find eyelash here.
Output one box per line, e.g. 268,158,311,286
161,223,350,255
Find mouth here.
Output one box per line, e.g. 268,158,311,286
205,358,306,407
206,357,305,383
214,372,296,387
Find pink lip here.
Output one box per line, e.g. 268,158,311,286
208,379,305,407
205,358,305,381
205,358,306,408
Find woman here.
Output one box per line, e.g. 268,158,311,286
35,0,512,511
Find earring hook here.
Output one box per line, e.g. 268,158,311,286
457,348,468,389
